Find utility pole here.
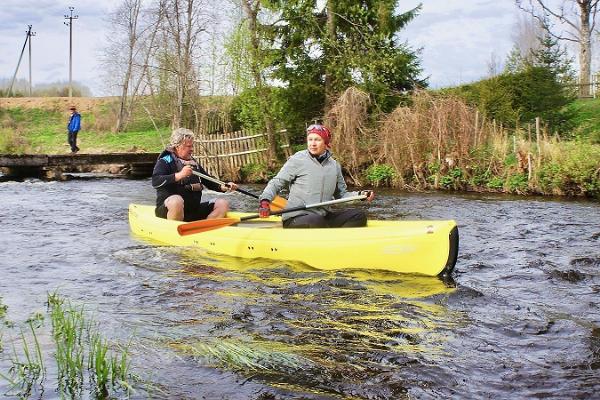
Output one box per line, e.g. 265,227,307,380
28,26,36,96
8,25,32,97
64,6,78,98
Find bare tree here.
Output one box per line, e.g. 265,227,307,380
239,0,278,166
103,0,162,132
517,0,599,96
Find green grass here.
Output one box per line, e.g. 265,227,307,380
0,292,135,398
0,106,168,154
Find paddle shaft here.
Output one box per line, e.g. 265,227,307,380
191,170,257,198
238,194,367,222
176,194,367,236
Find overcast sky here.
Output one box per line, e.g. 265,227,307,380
0,0,523,96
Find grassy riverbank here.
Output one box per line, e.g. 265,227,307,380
1,95,599,199
0,97,168,154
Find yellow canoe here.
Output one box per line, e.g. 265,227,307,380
128,204,459,277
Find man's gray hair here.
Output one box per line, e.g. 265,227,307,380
169,128,195,148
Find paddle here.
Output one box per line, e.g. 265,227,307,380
191,170,287,211
177,194,367,236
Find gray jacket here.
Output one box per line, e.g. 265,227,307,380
260,150,358,220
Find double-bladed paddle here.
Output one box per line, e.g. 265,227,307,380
177,194,367,236
191,170,287,211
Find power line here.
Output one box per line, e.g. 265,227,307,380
64,6,79,98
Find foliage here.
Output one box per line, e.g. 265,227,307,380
261,0,425,118
565,97,600,144
443,32,576,135
366,163,395,186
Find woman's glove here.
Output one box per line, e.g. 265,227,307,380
358,190,374,201
259,200,271,218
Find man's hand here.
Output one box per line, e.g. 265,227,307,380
221,182,238,192
259,199,271,218
175,165,193,181
358,190,375,202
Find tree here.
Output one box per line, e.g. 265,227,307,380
516,0,599,97
104,0,163,132
264,0,426,115
239,0,279,166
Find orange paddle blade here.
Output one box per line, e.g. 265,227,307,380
270,196,287,211
177,217,241,236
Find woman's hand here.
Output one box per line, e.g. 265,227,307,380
258,200,271,218
358,190,375,202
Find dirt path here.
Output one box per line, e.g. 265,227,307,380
0,97,116,113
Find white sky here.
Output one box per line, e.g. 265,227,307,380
0,0,544,96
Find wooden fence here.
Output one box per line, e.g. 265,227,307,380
194,129,293,178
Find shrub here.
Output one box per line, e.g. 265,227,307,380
365,164,395,186
506,173,529,193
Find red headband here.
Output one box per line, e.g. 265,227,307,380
307,124,331,146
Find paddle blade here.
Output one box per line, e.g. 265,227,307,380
270,196,287,211
177,217,240,236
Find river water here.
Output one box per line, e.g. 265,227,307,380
0,177,599,399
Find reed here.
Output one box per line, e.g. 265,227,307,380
48,293,134,397
0,320,45,398
326,89,600,197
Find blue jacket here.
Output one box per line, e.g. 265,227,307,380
68,112,81,132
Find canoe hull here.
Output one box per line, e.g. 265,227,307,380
128,204,459,277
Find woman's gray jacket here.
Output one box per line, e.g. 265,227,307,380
259,150,358,221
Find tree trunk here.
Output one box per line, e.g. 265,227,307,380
241,0,278,167
324,0,336,114
579,1,591,97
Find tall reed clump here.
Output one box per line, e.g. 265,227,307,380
47,292,133,398
338,89,600,197
377,90,488,189
327,87,374,185
0,320,45,398
0,292,135,398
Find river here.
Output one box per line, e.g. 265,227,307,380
0,177,599,399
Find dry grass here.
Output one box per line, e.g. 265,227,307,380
326,87,373,185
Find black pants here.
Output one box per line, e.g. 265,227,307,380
283,208,367,229
68,130,79,152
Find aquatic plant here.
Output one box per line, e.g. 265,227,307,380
0,320,45,398
0,292,137,398
48,293,134,397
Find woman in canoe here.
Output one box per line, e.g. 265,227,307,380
258,124,375,228
152,128,238,222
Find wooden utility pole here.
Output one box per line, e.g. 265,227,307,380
8,25,33,97
64,7,78,98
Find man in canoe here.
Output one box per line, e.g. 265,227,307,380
258,124,375,228
152,128,238,222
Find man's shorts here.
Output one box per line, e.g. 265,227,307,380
155,199,215,222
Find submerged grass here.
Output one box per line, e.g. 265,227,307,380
174,339,316,373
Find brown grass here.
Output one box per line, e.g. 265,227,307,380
326,87,373,185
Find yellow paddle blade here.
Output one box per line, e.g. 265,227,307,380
270,196,287,211
177,217,241,236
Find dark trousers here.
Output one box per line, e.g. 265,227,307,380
283,208,367,229
68,130,79,152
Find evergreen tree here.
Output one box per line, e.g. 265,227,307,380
263,0,426,115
